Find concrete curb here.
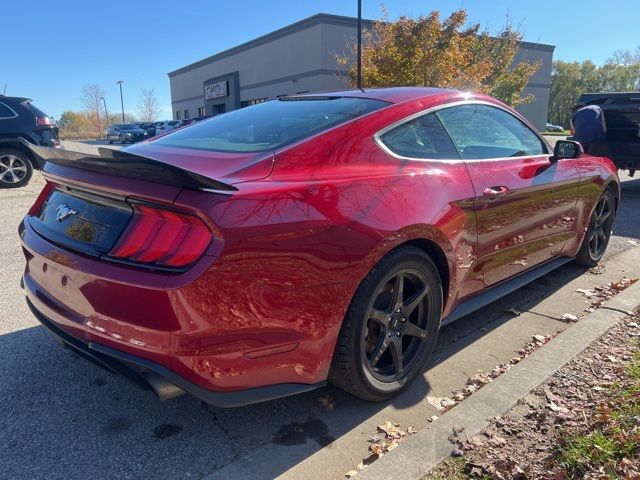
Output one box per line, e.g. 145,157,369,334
356,280,640,480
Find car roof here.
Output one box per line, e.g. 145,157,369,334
290,87,459,104
0,95,33,103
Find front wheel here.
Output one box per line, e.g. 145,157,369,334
329,246,442,401
0,149,34,188
575,188,615,266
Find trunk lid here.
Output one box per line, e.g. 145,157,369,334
30,183,133,257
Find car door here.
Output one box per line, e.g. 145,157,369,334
436,103,580,287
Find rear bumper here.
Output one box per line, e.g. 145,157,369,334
27,296,325,407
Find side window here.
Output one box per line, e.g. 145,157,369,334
379,113,460,159
0,102,17,119
436,104,547,160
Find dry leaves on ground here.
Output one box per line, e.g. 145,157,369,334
344,421,416,477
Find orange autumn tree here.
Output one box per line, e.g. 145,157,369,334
337,8,540,107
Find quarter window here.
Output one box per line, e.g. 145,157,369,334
379,113,459,160
0,102,17,119
436,104,547,160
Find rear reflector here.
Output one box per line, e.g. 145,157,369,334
109,204,213,268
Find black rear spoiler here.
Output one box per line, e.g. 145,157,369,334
20,139,237,192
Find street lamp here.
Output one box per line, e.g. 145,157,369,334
100,96,109,129
357,0,362,89
117,80,125,122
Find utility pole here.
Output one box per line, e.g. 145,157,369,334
100,96,109,128
117,81,125,122
357,0,362,89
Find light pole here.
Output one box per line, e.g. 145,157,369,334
357,0,362,89
117,81,125,122
100,96,109,129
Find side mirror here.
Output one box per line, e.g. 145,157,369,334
553,140,582,161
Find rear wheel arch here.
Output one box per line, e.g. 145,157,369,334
398,238,450,305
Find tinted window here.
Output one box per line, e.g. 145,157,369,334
436,104,546,160
154,97,389,153
379,113,459,159
26,102,49,117
0,102,16,118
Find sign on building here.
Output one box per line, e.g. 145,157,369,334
205,81,228,100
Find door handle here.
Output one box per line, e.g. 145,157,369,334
483,186,510,197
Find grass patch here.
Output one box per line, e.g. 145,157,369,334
422,457,492,480
556,343,640,477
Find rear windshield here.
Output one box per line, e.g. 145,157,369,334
26,102,49,117
154,97,389,153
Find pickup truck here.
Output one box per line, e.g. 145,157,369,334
576,92,640,175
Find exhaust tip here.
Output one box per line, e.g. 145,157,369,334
143,372,185,401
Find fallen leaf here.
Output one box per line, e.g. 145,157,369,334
561,313,579,322
427,396,456,411
576,288,597,297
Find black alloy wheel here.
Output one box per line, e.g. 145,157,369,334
330,246,442,401
575,189,615,266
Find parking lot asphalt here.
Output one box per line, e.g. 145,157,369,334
1,141,639,480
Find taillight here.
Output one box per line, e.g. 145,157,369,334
36,116,55,126
28,181,54,216
109,204,213,268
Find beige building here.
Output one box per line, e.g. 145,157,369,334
168,13,555,129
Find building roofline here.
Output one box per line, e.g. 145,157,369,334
167,13,376,78
167,12,555,78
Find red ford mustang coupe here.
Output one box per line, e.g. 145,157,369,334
20,88,619,406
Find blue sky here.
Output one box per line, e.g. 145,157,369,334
2,0,637,119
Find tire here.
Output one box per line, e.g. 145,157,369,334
0,148,34,188
329,246,443,401
108,138,113,144
574,188,615,267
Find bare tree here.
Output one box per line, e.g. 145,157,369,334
81,84,106,138
137,88,162,122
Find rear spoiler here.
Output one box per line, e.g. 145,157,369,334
20,138,237,192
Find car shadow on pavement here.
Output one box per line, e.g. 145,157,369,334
0,261,592,480
614,175,640,240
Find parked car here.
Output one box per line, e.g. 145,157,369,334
154,120,181,136
545,122,564,132
575,92,640,174
0,95,59,188
175,118,196,128
106,123,147,144
21,88,619,407
136,122,156,137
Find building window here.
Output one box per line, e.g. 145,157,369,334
198,107,206,117
184,109,189,119
176,110,181,120
212,104,226,115
240,98,268,108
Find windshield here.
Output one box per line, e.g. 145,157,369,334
120,124,139,129
153,97,389,153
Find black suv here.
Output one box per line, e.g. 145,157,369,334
0,95,60,188
576,92,640,174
